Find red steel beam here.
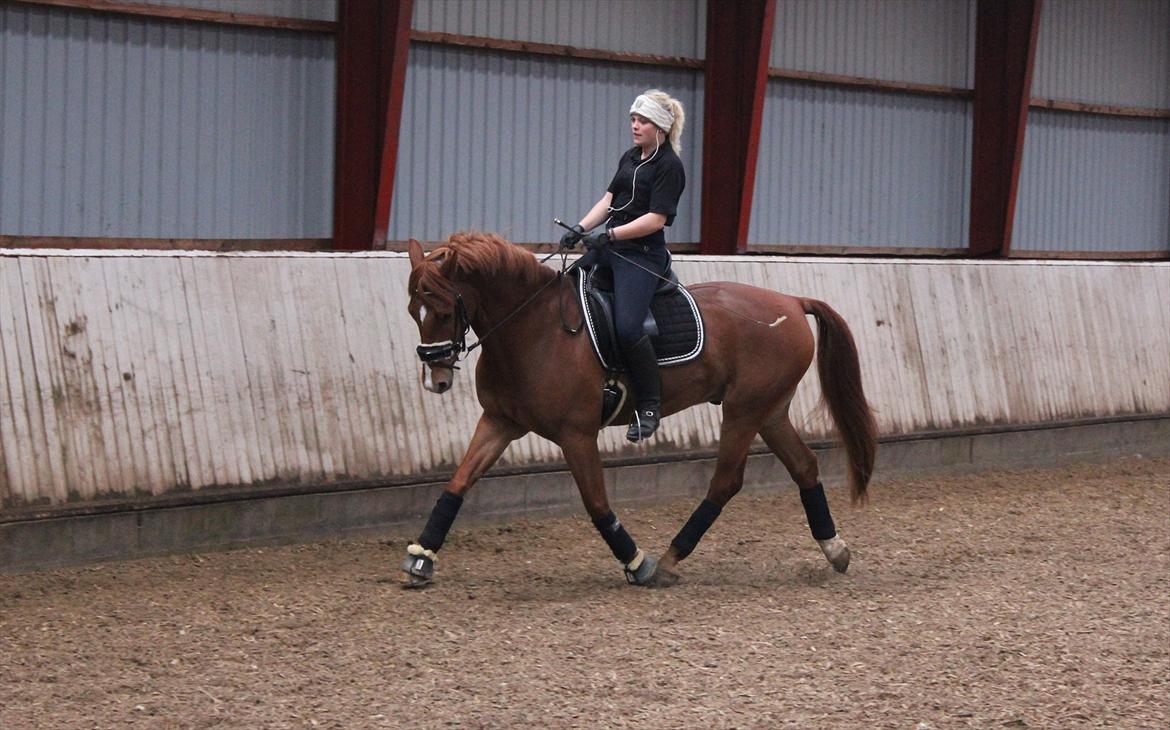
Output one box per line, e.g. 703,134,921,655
969,0,1042,257
334,0,380,250
373,0,414,247
334,0,413,250
700,0,776,255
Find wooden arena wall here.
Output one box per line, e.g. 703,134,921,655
1,251,1167,514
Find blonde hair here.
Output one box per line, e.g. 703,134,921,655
642,89,686,154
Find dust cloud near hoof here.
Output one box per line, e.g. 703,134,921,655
643,565,681,588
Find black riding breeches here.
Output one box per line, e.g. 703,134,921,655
580,243,671,348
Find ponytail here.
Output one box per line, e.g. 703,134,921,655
642,89,686,154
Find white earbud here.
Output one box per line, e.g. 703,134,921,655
609,131,661,216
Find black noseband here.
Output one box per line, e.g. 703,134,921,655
416,341,458,363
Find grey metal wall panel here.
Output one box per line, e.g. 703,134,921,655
150,1,337,22
0,3,334,238
2,250,1166,509
388,43,703,243
1013,110,1170,252
1033,0,1169,108
748,81,971,248
412,0,705,58
771,0,974,87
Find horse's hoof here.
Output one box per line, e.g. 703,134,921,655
400,573,433,589
817,535,851,573
624,551,661,586
401,545,435,588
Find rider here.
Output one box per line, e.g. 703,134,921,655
560,89,686,442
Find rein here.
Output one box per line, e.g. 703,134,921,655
418,249,583,366
550,218,782,328
464,255,583,355
416,229,785,369
600,245,790,329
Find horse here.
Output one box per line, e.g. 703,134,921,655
400,232,876,588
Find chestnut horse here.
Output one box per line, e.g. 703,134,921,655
400,233,876,588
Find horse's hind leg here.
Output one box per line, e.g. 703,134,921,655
758,410,851,573
653,413,761,584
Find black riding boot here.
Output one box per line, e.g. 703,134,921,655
623,335,662,442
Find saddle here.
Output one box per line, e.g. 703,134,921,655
575,264,705,374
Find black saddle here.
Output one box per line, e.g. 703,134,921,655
575,265,704,374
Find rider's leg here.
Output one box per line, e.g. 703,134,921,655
611,248,668,441
620,335,660,442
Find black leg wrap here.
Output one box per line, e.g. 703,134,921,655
799,482,837,540
592,511,638,564
670,499,723,561
418,491,464,552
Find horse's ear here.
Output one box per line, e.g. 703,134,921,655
439,249,458,277
407,239,424,268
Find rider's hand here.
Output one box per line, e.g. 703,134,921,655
582,229,611,250
559,224,585,248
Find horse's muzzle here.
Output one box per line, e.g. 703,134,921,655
421,361,455,394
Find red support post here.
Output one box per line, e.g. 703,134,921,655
334,0,413,250
373,0,414,247
700,0,776,255
969,0,1042,257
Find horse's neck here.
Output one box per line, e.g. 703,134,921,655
466,271,558,342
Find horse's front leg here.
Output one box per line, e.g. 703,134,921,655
400,413,524,588
559,433,659,586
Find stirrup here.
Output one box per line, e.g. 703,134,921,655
625,406,660,442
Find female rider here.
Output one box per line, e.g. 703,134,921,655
560,89,686,442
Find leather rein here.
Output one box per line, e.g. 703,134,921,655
415,248,583,367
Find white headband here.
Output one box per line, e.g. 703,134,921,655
629,95,674,133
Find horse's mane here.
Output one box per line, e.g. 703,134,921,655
408,231,555,312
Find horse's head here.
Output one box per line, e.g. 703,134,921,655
407,239,470,394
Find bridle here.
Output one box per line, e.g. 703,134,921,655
413,251,583,369
414,293,471,367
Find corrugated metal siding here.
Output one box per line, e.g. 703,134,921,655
150,1,337,22
1033,0,1170,108
388,43,703,243
771,0,974,87
2,251,1167,510
1014,111,1170,252
0,3,334,238
748,81,971,247
411,0,705,58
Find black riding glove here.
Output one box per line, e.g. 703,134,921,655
559,224,585,248
582,229,611,250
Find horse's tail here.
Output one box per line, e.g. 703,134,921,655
801,298,878,505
